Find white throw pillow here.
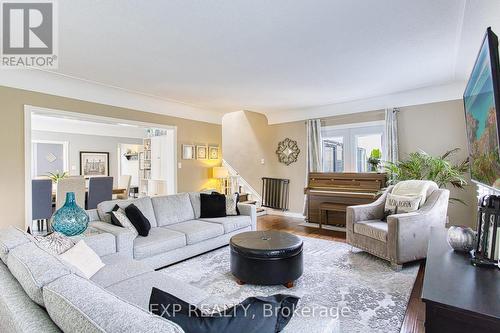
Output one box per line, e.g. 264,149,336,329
110,208,139,238
392,180,438,207
59,240,104,279
384,193,421,218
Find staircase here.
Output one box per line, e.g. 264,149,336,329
223,159,267,216
238,193,266,216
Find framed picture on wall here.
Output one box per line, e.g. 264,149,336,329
196,145,208,160
80,152,109,177
209,146,219,159
182,144,195,160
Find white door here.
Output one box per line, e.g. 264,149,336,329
150,136,162,180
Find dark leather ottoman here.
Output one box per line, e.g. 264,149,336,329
230,231,303,288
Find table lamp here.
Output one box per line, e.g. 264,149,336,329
212,167,229,194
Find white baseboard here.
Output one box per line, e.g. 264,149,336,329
265,209,305,219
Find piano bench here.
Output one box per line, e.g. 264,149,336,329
318,203,347,230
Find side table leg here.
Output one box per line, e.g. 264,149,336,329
236,279,246,285
284,281,294,288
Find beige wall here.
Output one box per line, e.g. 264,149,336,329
223,100,477,227
221,111,274,192
266,122,307,213
0,86,221,230
398,100,477,227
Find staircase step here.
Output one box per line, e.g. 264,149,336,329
256,207,267,216
240,200,257,205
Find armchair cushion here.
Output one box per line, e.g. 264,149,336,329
353,220,388,243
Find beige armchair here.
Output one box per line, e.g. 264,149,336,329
346,185,450,270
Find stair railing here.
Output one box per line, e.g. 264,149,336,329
222,159,262,205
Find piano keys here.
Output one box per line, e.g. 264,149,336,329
305,172,386,229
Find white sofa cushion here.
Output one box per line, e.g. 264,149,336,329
91,253,153,288
0,226,31,264
151,193,195,226
133,228,186,260
199,215,252,233
353,220,388,243
392,180,438,207
188,191,212,219
97,197,158,227
7,242,71,306
165,220,224,245
43,274,183,333
106,271,210,311
0,261,61,332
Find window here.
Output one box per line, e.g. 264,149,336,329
322,122,384,172
322,137,344,172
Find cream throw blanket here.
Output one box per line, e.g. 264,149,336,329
392,180,438,207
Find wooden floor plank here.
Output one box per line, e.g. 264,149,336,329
257,214,425,333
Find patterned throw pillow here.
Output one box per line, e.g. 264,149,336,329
110,208,139,238
34,232,75,255
226,193,240,216
383,193,421,221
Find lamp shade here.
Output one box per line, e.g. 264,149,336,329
212,167,229,179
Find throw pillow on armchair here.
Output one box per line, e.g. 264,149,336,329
382,193,421,221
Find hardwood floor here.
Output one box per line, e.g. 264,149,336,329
257,214,426,333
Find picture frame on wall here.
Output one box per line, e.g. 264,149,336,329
182,144,195,160
209,146,219,159
80,152,109,177
196,145,208,160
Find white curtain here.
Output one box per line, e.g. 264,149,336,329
303,119,323,216
307,119,323,172
384,107,399,163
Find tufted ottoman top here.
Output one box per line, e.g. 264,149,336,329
230,231,303,259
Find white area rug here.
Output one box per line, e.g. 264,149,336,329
161,236,419,333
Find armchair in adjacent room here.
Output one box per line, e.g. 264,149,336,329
346,180,450,270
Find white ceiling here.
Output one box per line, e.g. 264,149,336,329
3,0,500,124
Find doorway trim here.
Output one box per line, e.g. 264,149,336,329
24,105,178,228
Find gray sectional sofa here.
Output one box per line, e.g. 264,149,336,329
0,226,216,332
0,193,335,332
88,192,257,268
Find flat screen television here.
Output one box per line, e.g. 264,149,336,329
464,27,500,190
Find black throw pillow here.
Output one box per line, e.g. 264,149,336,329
109,204,122,227
149,288,299,333
200,193,226,218
125,204,151,236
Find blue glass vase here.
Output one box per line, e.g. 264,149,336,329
51,192,89,236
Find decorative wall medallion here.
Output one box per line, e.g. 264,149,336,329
276,138,300,165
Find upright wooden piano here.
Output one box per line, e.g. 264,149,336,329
305,172,386,229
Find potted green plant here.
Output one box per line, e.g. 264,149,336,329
367,148,382,172
46,170,68,184
383,148,469,204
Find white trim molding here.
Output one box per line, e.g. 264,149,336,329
266,81,467,124
2,69,224,124
24,105,179,228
